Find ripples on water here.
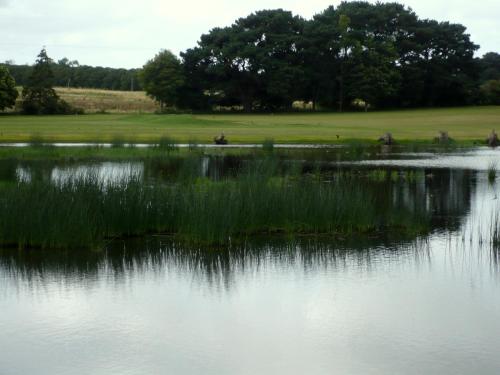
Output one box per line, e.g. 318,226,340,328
1,147,500,375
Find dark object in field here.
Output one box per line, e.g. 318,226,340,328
378,132,394,145
486,130,499,147
435,131,451,144
214,132,228,145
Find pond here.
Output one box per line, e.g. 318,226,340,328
1,146,500,374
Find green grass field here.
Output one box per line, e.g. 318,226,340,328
0,106,499,144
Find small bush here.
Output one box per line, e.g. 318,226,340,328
262,139,275,153
156,136,178,153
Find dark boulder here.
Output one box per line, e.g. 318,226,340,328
214,132,228,145
435,131,452,144
486,130,499,147
378,132,395,146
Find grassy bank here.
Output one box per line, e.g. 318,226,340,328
0,106,499,144
0,159,429,249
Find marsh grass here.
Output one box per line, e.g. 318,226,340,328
262,139,275,153
110,137,126,148
488,161,497,183
0,156,430,249
188,138,200,151
28,134,53,148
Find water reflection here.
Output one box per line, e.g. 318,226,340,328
355,147,500,170
2,148,500,375
14,162,143,185
0,236,432,291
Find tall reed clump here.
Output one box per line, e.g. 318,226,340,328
488,161,497,183
262,139,275,153
0,157,430,249
156,136,179,153
110,136,126,148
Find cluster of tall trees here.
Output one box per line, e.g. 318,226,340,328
4,60,142,92
142,2,500,111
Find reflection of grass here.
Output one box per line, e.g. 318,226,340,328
1,106,499,144
0,157,430,249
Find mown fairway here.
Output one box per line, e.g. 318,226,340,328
0,106,499,144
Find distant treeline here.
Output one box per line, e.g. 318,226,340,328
141,1,500,111
5,59,142,91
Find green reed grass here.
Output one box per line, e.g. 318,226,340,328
110,136,126,148
488,161,497,183
0,157,430,249
156,136,179,153
262,139,275,153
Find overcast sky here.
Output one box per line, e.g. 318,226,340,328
1,0,499,69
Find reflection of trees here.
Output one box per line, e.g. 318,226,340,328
370,168,473,232
424,169,473,231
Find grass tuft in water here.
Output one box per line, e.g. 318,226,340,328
110,137,126,148
262,139,275,153
156,136,179,153
488,161,497,183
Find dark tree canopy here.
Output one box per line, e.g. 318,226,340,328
22,49,79,115
183,9,306,111
479,53,500,82
0,66,18,111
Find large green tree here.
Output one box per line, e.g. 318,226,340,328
140,50,185,109
0,66,18,111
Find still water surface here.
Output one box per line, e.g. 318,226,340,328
1,148,500,374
